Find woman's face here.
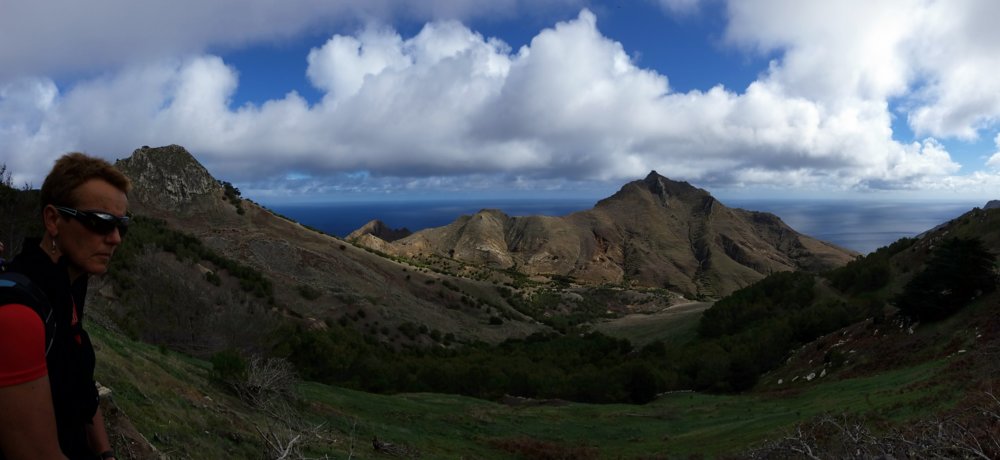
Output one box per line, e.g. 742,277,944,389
53,178,128,277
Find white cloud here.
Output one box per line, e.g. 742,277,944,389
2,3,999,199
725,1,917,104
723,0,1000,140
988,133,1000,170
904,1,1000,139
307,28,410,101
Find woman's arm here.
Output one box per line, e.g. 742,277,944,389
0,303,66,459
0,375,68,459
86,407,114,459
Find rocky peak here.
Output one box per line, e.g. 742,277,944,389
116,145,222,213
600,170,708,209
985,200,1000,210
644,171,706,198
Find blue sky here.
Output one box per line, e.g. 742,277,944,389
2,0,999,203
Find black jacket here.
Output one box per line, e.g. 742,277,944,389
5,238,100,460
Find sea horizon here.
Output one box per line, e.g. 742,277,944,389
266,198,987,255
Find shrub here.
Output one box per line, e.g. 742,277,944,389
297,284,323,300
234,356,298,408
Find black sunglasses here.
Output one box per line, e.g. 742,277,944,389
55,206,130,237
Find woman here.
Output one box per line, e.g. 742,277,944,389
0,153,127,459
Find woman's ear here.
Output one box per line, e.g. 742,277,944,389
42,205,61,237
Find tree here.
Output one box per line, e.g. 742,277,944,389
0,163,41,257
895,237,996,321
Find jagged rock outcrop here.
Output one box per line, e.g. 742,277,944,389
378,171,857,298
115,145,224,216
347,220,412,242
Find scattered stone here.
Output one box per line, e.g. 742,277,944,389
96,382,112,398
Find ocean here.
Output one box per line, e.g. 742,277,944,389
724,199,982,254
268,198,985,255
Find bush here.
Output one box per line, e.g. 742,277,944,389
234,355,298,408
297,284,323,300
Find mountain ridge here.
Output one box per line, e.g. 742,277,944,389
359,171,856,297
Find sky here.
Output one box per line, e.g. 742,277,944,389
2,0,1000,204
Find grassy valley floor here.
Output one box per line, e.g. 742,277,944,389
93,323,965,459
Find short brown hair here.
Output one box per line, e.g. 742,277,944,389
40,152,131,207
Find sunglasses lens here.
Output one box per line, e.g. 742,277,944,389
82,212,128,237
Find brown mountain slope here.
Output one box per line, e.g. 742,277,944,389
378,172,856,298
114,145,545,345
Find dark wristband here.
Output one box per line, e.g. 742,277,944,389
100,450,115,459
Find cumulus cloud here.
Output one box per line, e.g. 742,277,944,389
1,2,999,198
724,0,1000,141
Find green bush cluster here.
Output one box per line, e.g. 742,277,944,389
276,325,665,403
678,272,872,391
826,238,915,294
219,180,245,215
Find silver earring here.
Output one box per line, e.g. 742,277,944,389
50,238,57,255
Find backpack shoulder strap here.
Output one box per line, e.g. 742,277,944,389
0,272,56,356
